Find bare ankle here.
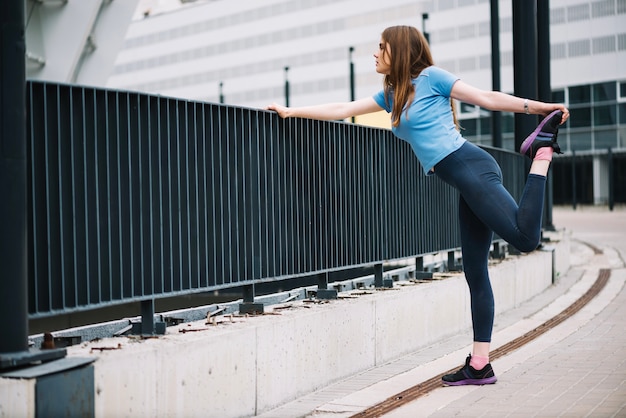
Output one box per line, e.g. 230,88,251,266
529,159,550,176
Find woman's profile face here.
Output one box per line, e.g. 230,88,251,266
374,39,391,75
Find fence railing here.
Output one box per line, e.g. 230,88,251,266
26,81,526,325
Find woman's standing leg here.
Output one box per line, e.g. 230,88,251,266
441,195,498,386
458,196,494,365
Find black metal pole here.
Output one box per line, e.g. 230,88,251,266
537,0,551,104
284,66,290,107
571,150,577,210
219,81,224,104
0,0,29,354
512,0,538,152
349,47,355,123
490,0,502,148
537,0,555,231
422,13,430,44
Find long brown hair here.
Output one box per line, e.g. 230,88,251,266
381,26,458,129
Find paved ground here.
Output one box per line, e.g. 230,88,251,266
259,205,626,418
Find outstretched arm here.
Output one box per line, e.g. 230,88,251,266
266,97,383,120
450,80,570,124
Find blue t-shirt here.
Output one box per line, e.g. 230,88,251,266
373,66,465,175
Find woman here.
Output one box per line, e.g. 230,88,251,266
267,25,569,386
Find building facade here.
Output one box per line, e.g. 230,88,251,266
107,0,626,203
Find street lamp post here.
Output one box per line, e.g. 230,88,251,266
349,47,355,123
422,13,430,44
284,66,290,107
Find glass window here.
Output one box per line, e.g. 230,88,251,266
479,117,492,135
620,82,626,99
570,131,591,151
552,89,565,103
594,129,617,149
501,113,514,134
569,85,591,104
460,118,477,136
570,107,591,128
592,82,616,102
460,103,477,114
594,104,618,126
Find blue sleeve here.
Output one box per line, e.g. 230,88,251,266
373,90,391,113
427,67,459,98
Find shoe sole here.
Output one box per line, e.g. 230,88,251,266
519,109,562,156
442,376,498,386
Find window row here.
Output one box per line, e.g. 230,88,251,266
557,81,626,104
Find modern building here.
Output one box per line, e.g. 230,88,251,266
28,0,622,204
108,0,625,147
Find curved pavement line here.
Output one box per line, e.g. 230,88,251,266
350,268,612,418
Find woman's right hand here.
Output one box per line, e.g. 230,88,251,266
266,103,289,118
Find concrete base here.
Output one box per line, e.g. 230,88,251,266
0,357,95,418
0,235,569,418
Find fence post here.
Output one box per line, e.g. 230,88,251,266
414,256,433,279
373,263,384,288
140,300,156,335
240,284,264,314
317,272,338,299
447,250,462,272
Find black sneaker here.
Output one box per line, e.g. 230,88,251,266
442,355,498,386
519,109,563,159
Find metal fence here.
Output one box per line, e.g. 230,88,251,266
26,81,526,320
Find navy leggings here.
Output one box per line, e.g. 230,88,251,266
434,142,546,342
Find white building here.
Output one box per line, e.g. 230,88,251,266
107,0,626,154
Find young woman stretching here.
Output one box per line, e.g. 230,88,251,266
267,25,569,386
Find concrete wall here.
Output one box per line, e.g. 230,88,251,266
0,237,569,418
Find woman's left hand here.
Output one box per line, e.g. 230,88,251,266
543,104,570,125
